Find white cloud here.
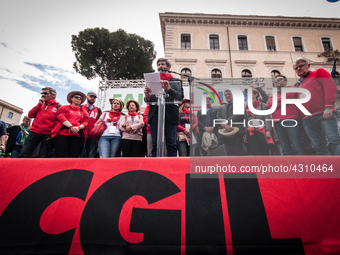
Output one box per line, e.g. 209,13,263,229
1,79,41,118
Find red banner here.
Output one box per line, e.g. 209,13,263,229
1,157,340,254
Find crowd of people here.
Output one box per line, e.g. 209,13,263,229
197,57,340,156
1,57,339,158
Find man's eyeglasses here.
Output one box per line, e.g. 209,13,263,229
252,92,258,95
73,96,83,100
294,64,306,71
275,78,284,83
40,92,50,95
206,98,211,100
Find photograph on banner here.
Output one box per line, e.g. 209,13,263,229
189,76,340,178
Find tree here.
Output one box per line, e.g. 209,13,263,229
71,28,156,80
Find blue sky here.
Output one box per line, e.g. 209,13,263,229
1,0,339,120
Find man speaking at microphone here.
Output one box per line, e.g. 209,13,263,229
144,58,184,157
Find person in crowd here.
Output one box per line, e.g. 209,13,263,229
293,57,340,155
5,116,31,158
21,87,60,158
266,75,304,155
119,100,144,157
139,110,148,157
244,88,273,155
95,98,124,158
177,98,198,156
216,89,245,155
51,91,89,158
82,92,101,158
248,83,269,103
143,105,152,157
0,120,6,154
196,96,219,156
144,58,184,157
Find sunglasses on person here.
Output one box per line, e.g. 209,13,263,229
40,92,50,95
73,96,83,100
206,98,212,100
275,78,284,83
293,63,306,71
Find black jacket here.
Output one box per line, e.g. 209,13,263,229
216,102,246,138
5,125,21,153
145,77,184,125
197,106,218,135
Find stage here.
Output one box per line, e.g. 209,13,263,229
1,157,340,255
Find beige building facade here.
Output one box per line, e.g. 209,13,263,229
0,99,23,127
159,12,340,82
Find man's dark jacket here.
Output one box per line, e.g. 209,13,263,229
216,102,245,139
5,125,21,154
145,77,184,125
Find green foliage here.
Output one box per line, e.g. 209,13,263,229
71,28,156,80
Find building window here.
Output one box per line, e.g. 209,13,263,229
271,70,280,77
181,34,191,49
241,69,252,78
8,112,13,119
181,68,192,80
211,69,222,78
266,36,276,51
293,37,303,52
271,70,281,82
238,36,248,50
322,38,332,51
210,35,219,49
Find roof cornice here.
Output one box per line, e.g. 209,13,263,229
0,99,23,113
159,12,340,29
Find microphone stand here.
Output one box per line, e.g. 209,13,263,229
155,69,197,157
166,70,196,87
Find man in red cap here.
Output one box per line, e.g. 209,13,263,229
82,92,101,157
293,57,340,155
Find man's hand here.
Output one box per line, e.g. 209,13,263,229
39,97,45,104
224,125,233,132
266,131,272,138
144,86,151,98
161,80,171,91
323,108,333,120
0,144,5,151
126,126,132,132
204,127,214,134
183,128,190,135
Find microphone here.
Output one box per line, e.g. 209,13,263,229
160,67,172,73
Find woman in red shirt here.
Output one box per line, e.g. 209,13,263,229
52,91,89,157
177,98,198,156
